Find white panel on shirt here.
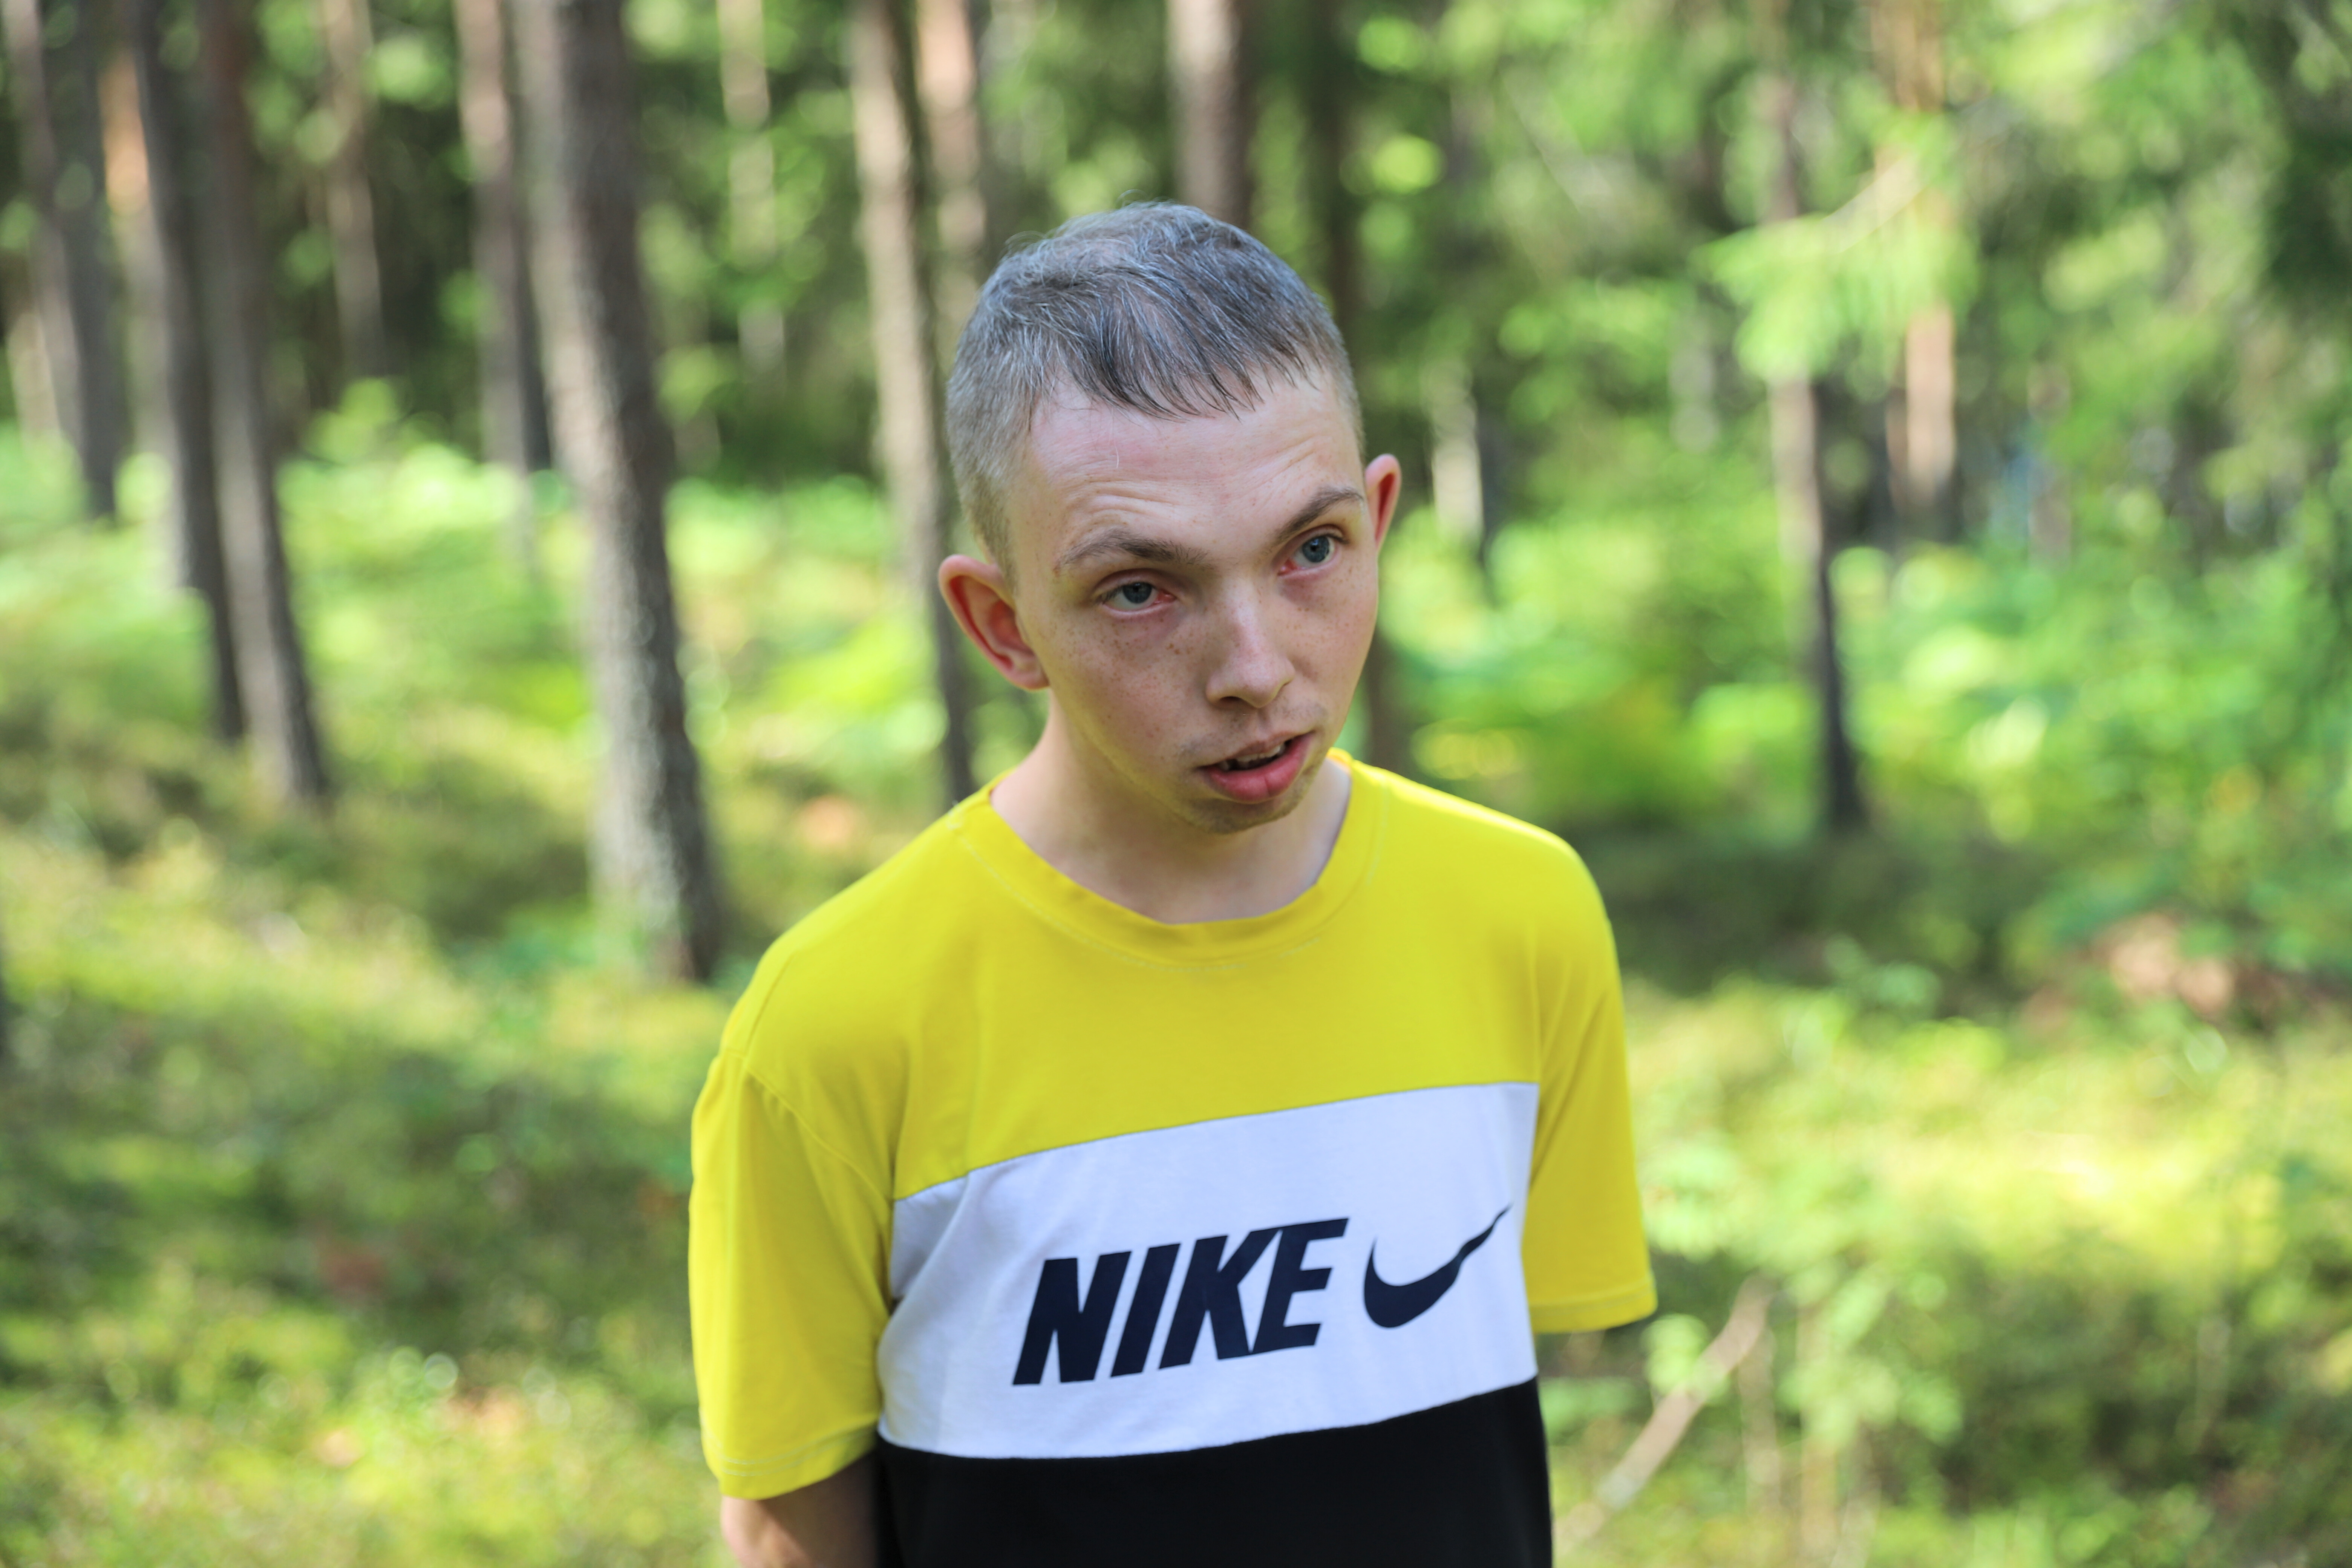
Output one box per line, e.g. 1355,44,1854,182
877,1082,1540,1460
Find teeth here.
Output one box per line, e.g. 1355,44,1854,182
1222,741,1286,771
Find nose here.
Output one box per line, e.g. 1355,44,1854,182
1202,584,1295,709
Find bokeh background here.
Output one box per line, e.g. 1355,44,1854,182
3,0,2351,1561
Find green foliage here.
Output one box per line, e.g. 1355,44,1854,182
8,392,2350,1559
1575,977,2352,1564
6,0,2352,1556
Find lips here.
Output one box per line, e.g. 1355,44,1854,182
1199,733,1310,804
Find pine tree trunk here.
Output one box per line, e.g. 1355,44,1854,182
318,0,387,380
197,0,332,807
0,905,12,1070
1787,380,1867,834
1871,0,1956,536
4,0,126,521
516,0,724,980
127,0,241,741
1167,0,1250,227
849,0,978,808
1899,299,1955,532
717,0,786,387
1762,67,1867,836
103,50,163,466
4,281,62,440
1305,0,1406,775
1167,0,1250,226
915,0,993,335
454,0,552,572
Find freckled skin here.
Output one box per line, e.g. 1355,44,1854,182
940,375,1403,924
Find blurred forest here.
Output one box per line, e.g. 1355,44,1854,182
3,0,2351,1562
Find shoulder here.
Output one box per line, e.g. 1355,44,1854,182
1354,762,1608,940
718,802,990,1096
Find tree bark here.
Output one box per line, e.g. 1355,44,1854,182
318,0,388,380
1303,0,1406,775
0,905,12,1070
716,0,786,387
1871,0,1955,536
1167,0,1250,226
848,0,978,808
4,281,62,440
4,0,126,521
453,0,552,571
197,0,332,806
516,0,724,980
127,0,242,741
915,0,993,337
1762,66,1867,836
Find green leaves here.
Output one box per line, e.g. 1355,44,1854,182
1705,155,1976,381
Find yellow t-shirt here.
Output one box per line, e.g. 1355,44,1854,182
688,756,1652,1554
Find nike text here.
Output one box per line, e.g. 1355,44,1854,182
1012,1208,1509,1386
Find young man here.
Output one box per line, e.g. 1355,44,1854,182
690,204,1653,1568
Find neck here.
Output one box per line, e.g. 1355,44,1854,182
988,704,1354,924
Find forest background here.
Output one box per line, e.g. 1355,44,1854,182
2,0,2350,1561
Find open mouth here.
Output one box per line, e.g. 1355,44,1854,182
1200,733,1311,803
1216,738,1295,773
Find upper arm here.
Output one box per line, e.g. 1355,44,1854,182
690,1047,894,1499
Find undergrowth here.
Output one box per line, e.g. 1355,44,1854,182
3,423,2347,1563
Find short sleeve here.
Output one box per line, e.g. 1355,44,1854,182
1519,863,1655,1333
689,1046,893,1498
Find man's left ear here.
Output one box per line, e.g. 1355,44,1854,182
1364,454,1404,550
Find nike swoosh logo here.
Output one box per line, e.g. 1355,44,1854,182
1362,1207,1509,1329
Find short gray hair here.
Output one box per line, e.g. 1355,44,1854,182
945,203,1360,567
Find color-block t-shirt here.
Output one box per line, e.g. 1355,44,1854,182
688,758,1654,1567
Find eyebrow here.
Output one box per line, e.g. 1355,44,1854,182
1053,484,1364,578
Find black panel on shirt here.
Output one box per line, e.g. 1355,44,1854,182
873,1379,1552,1568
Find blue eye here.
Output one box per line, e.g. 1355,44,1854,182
1112,582,1157,607
1297,534,1336,566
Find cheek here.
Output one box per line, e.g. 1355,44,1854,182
1034,609,1191,705
1288,562,1381,662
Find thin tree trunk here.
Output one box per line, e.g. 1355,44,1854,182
849,0,978,807
516,0,723,980
0,906,12,1070
1304,0,1405,775
318,0,387,380
1871,0,1955,536
1761,63,1866,835
197,0,331,806
716,0,786,387
915,0,992,337
978,0,1034,260
1899,300,1955,530
127,0,242,741
4,282,62,439
1167,0,1249,226
1798,1302,1841,1556
1741,1323,1784,1514
101,51,162,466
4,0,126,520
454,0,551,572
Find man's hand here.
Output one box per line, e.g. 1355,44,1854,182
720,1455,877,1568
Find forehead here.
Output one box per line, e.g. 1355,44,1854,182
1004,375,1361,573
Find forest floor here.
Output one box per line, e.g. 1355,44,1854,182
3,435,2347,1565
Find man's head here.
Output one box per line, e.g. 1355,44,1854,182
946,204,1363,572
939,204,1401,839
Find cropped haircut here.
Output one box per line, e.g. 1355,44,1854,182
945,203,1360,569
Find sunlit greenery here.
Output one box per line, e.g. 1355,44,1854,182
7,373,2349,1560
7,0,2352,1559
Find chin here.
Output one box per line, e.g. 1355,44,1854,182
1179,790,1310,836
